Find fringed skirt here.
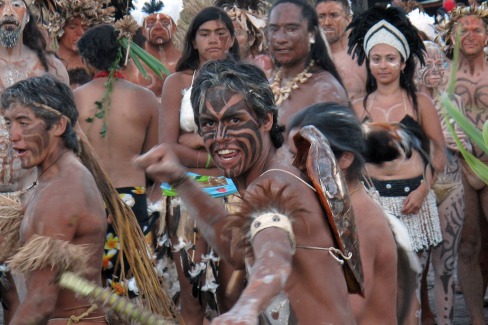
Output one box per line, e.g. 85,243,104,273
372,176,442,252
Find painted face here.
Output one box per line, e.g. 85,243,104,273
456,15,488,58
0,0,28,48
416,43,446,89
267,3,311,67
233,20,252,58
144,13,175,46
59,17,88,52
198,89,268,178
193,20,234,63
368,43,405,85
2,104,51,170
316,1,350,45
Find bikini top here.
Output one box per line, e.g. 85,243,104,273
179,71,198,133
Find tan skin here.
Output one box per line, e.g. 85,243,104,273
57,17,88,71
125,13,181,97
3,105,107,325
135,91,356,324
0,2,68,321
267,3,349,130
74,68,159,190
352,44,446,214
316,1,367,101
159,19,238,324
452,15,488,325
288,128,398,325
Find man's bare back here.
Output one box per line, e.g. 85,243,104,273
74,78,159,188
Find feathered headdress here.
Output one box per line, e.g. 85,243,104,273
347,5,425,67
214,0,267,51
407,8,435,41
437,3,488,58
130,0,182,26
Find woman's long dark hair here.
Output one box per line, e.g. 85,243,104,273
175,6,240,72
23,9,50,72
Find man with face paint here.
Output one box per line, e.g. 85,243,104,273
135,59,358,324
316,0,367,101
443,4,488,325
1,75,108,325
0,2,69,320
50,0,114,72
127,0,181,97
416,41,469,325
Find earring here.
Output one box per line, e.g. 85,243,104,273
309,37,315,44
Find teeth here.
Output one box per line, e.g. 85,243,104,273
218,149,236,155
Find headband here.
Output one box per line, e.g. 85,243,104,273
364,20,410,60
32,102,71,124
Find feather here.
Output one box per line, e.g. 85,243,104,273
347,5,425,67
7,235,92,275
0,194,24,262
363,122,416,164
224,181,307,260
141,0,164,14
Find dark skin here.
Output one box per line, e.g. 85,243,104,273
267,3,349,130
3,105,106,325
125,13,181,97
135,89,356,324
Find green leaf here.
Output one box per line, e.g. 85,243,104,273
440,94,488,156
129,51,149,79
85,117,94,123
483,120,488,147
95,111,105,119
100,123,107,137
95,101,103,109
119,38,171,77
442,101,488,184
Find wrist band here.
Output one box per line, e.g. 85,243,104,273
169,173,189,188
205,153,212,169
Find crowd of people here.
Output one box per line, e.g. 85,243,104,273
0,0,487,324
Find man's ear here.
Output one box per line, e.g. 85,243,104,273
338,152,354,171
52,116,69,137
263,112,273,131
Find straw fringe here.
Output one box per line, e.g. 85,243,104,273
77,137,180,320
0,194,24,262
7,235,91,275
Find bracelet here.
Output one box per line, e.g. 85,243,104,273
205,153,212,169
169,173,190,189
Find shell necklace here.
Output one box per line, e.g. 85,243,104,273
271,60,314,105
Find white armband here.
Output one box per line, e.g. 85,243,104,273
250,212,296,255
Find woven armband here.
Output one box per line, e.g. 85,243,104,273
250,212,296,255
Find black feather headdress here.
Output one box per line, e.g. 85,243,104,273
347,5,425,67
